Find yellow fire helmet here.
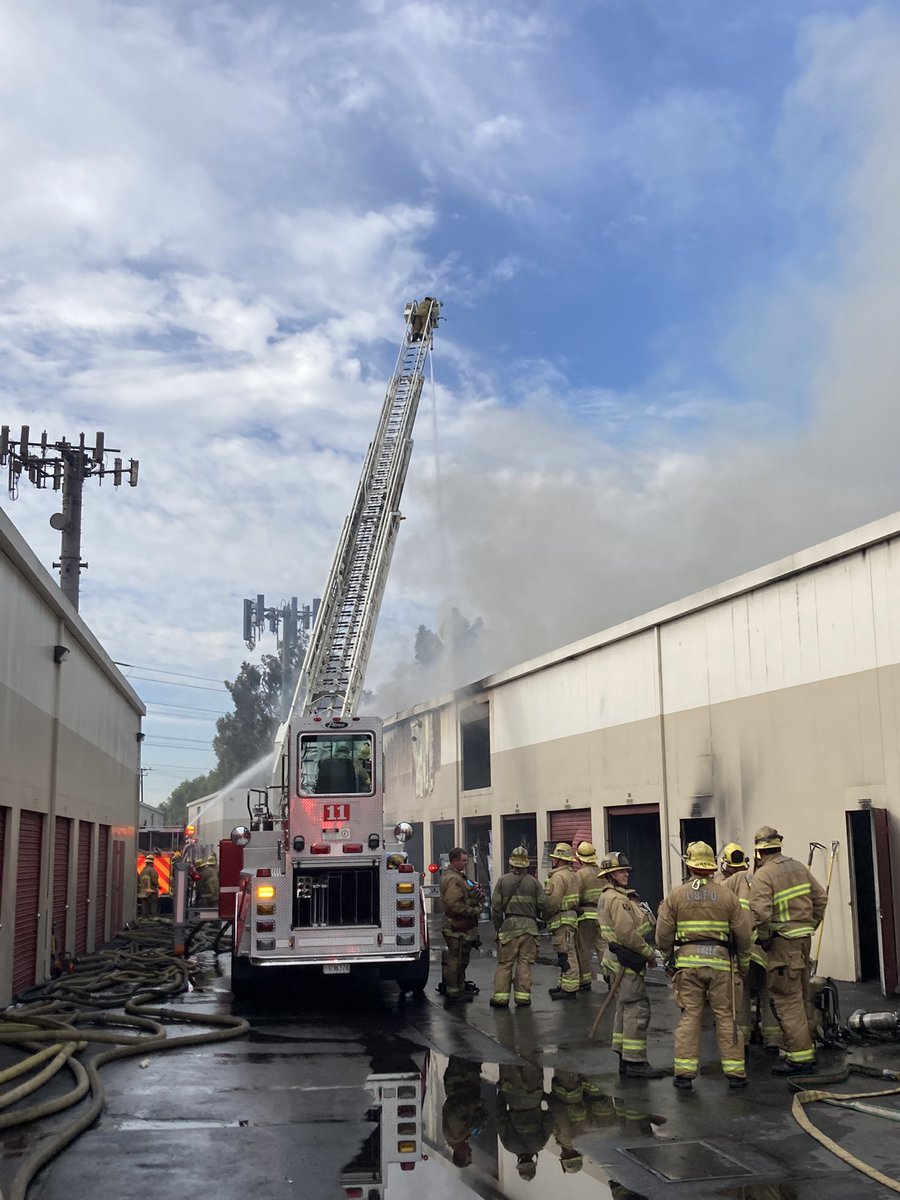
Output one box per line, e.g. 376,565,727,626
575,840,598,864
508,846,530,868
683,841,717,872
549,842,575,863
719,842,750,872
598,851,630,876
754,825,783,851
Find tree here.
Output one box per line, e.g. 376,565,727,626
158,770,222,827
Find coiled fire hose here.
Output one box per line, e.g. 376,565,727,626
790,1063,900,1194
0,918,247,1200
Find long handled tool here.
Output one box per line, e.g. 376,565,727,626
810,840,839,975
588,967,624,1041
808,841,826,868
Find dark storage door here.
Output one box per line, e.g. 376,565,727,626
606,805,663,914
872,809,898,996
0,806,7,919
95,824,110,946
53,817,72,957
13,810,44,996
75,821,93,955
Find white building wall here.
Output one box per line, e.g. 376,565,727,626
0,508,144,1006
385,512,900,988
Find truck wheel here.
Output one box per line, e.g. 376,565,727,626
397,947,430,996
230,953,260,1000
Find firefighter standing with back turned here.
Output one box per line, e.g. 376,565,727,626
656,841,752,1090
575,841,607,992
490,846,548,1007
749,825,827,1075
717,842,782,1051
544,844,581,1000
597,851,664,1077
440,847,483,1003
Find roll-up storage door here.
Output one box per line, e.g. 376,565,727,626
53,817,72,957
95,824,110,946
548,808,592,845
75,821,93,955
13,810,44,996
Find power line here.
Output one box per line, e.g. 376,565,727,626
145,702,227,715
144,735,215,746
142,762,216,770
125,676,226,693
114,662,227,684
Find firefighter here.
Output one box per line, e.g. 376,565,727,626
597,851,663,1077
137,853,160,917
440,847,482,1002
547,1071,585,1174
750,826,827,1076
544,844,580,1000
718,842,782,1051
197,854,219,906
574,841,606,991
442,1056,486,1168
656,841,752,1091
490,846,548,1007
496,1064,552,1182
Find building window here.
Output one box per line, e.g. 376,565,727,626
461,702,491,791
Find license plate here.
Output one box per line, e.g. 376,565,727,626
323,964,350,974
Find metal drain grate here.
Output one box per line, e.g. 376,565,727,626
620,1140,754,1183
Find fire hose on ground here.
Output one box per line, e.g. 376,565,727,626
0,918,248,1200
791,1059,900,1193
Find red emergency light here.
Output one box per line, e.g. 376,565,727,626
427,863,440,873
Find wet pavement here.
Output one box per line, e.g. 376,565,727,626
4,928,900,1200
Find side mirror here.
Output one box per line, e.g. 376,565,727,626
231,826,251,847
394,821,414,844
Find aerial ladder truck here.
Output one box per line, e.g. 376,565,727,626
225,298,441,996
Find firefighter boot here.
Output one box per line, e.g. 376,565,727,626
622,1061,664,1079
673,1076,693,1091
549,987,576,1001
772,1059,817,1076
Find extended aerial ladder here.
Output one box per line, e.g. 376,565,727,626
280,295,441,726
225,299,441,995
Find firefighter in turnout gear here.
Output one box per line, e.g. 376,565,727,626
656,841,752,1091
718,842,782,1051
750,826,827,1075
137,854,160,917
440,848,483,1002
597,851,664,1077
575,841,606,991
490,847,548,1007
197,854,219,907
496,1064,552,1182
544,844,580,999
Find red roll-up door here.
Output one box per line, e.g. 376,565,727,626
75,820,93,955
111,841,125,936
52,817,72,956
13,810,44,996
548,808,592,847
95,824,110,946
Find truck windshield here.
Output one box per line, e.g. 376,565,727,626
299,733,374,795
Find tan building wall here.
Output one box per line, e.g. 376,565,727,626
385,512,900,990
0,508,144,1006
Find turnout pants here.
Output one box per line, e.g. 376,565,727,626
671,966,745,1079
607,965,651,1062
442,930,474,997
766,935,815,1065
492,933,539,1005
551,925,580,993
576,917,607,986
739,962,782,1047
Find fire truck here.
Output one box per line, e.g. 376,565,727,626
225,298,441,997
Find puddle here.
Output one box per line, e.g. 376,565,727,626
336,1049,658,1198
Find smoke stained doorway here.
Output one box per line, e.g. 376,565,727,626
605,805,663,913
502,813,538,876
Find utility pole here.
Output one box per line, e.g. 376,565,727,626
242,595,320,720
0,425,139,610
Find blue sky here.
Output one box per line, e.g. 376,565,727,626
2,1,899,805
